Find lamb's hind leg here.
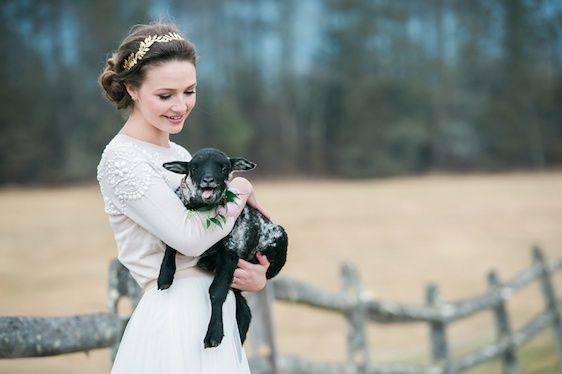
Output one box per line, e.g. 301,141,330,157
264,228,288,279
204,251,239,348
233,289,251,344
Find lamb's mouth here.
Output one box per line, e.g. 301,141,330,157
201,187,216,201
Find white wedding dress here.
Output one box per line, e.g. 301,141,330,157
97,133,250,373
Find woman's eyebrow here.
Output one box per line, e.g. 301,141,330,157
155,84,197,92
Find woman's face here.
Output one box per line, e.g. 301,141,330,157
128,59,197,137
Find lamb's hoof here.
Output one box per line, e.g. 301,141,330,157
157,282,171,290
157,273,174,290
156,266,176,290
204,331,224,348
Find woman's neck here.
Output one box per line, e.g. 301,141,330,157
121,110,170,148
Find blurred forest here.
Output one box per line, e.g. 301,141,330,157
1,0,561,184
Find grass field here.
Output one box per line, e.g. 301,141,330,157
1,172,562,373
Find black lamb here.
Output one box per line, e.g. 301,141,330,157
157,148,288,348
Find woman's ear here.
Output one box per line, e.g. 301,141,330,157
125,83,138,102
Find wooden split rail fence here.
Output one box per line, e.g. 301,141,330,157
1,245,561,374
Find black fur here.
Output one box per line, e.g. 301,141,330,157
157,148,288,348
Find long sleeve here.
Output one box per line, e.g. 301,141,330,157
98,141,245,257
121,170,242,257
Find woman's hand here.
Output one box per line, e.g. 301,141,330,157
231,252,270,292
228,177,271,219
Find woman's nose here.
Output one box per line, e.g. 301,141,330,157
171,97,188,112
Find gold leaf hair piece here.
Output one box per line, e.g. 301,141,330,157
123,32,184,71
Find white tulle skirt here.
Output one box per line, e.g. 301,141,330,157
111,274,250,374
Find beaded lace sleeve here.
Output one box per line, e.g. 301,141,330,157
97,144,156,215
97,142,244,257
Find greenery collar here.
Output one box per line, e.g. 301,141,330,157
191,189,239,229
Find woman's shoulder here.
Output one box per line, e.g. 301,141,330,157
98,134,166,187
169,140,192,161
96,135,189,214
100,134,191,163
99,134,156,163
97,135,161,209
96,134,191,198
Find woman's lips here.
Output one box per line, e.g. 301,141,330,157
164,113,185,125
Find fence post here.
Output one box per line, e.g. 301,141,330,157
488,271,519,374
108,259,142,362
426,283,449,366
533,245,562,363
247,283,279,373
341,261,369,373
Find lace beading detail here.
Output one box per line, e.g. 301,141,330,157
97,137,190,215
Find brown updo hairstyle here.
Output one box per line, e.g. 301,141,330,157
99,22,197,109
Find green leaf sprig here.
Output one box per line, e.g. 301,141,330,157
192,189,239,229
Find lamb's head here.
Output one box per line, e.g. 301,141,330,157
163,148,256,207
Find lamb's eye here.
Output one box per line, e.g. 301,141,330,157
222,167,228,173
191,166,198,174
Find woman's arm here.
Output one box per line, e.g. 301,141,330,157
99,148,253,257
122,175,252,257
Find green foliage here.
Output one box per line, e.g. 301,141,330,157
189,188,238,229
211,100,254,156
1,0,562,184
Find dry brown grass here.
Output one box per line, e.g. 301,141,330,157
1,172,562,373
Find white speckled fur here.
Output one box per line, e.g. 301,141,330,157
257,215,283,249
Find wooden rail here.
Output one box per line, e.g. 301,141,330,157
1,245,561,374
247,246,562,373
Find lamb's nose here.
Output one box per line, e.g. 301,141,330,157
202,176,214,185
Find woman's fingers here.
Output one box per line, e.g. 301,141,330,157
256,251,270,269
231,255,268,291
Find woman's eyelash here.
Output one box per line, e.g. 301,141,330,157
158,91,195,100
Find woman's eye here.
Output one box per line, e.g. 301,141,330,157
185,90,196,95
159,95,171,100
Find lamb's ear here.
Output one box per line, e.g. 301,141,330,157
230,157,256,171
163,161,190,174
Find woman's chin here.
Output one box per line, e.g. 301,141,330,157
166,123,185,134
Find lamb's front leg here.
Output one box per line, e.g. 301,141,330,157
157,245,177,290
204,251,239,348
